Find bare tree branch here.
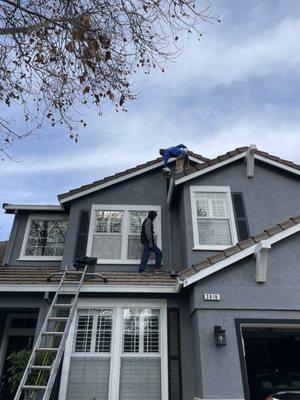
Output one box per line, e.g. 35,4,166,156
0,0,218,159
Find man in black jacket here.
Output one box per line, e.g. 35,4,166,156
138,211,162,273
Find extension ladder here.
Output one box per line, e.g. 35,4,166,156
14,264,89,400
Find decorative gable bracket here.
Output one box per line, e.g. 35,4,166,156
254,240,271,283
245,144,257,178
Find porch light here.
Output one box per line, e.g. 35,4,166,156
214,326,226,346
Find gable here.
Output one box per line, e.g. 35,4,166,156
58,153,206,204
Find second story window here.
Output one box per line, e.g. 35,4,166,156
190,186,238,250
87,205,161,264
20,215,68,260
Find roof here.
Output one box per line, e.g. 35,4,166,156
3,204,65,214
178,215,300,286
0,241,8,265
173,147,300,183
58,151,208,203
0,267,177,293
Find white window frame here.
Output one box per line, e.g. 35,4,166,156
19,214,68,261
190,186,238,250
86,205,162,264
59,298,168,400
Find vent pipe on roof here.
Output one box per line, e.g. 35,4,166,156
245,144,257,178
254,240,271,283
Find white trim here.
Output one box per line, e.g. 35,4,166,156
3,204,64,213
190,186,238,251
19,214,68,261
182,223,300,287
175,153,246,186
59,298,168,400
254,154,300,176
59,156,204,204
0,284,177,293
87,205,162,264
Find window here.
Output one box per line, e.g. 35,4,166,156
87,205,161,264
20,215,68,260
190,186,238,250
60,300,167,400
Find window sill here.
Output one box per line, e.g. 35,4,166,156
18,256,63,261
96,259,155,265
193,245,233,251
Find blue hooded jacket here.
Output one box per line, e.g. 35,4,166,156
161,144,187,167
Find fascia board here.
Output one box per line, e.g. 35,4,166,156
0,284,177,294
254,154,300,176
174,152,247,186
59,156,205,204
183,223,300,287
3,204,64,213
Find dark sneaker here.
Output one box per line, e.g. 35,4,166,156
138,270,145,274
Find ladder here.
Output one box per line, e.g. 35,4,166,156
14,264,88,400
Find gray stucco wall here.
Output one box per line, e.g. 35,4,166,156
62,169,171,271
6,212,67,267
181,159,300,267
190,232,300,399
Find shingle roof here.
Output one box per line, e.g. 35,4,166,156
178,215,300,281
0,267,176,288
58,151,208,201
0,241,8,265
173,147,300,180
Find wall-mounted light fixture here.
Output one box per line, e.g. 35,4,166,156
214,326,226,346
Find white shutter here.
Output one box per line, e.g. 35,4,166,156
119,358,161,400
66,358,110,400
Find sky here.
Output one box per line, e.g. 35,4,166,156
1,0,300,239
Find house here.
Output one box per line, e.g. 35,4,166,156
0,145,299,400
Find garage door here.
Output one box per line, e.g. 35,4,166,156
241,325,300,400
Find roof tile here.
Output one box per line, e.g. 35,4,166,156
253,231,270,242
278,218,296,230
238,238,255,250
265,225,282,236
194,260,212,271
224,245,241,257
207,252,226,264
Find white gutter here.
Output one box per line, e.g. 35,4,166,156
3,204,64,213
254,154,300,176
0,284,177,294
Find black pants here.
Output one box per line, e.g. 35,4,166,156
139,243,162,272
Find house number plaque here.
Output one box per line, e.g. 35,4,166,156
203,293,220,301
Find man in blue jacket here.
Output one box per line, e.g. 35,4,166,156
159,144,189,174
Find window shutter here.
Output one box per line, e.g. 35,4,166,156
74,210,90,261
231,193,250,241
167,308,182,400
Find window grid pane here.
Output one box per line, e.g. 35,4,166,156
92,209,160,261
95,310,113,353
25,219,67,256
74,315,93,353
94,211,123,234
144,314,159,353
123,310,140,353
123,309,160,354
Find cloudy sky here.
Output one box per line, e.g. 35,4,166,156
1,0,300,239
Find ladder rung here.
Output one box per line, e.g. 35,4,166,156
48,317,68,321
31,365,52,370
36,348,59,352
53,303,73,308
22,385,47,390
42,331,64,336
